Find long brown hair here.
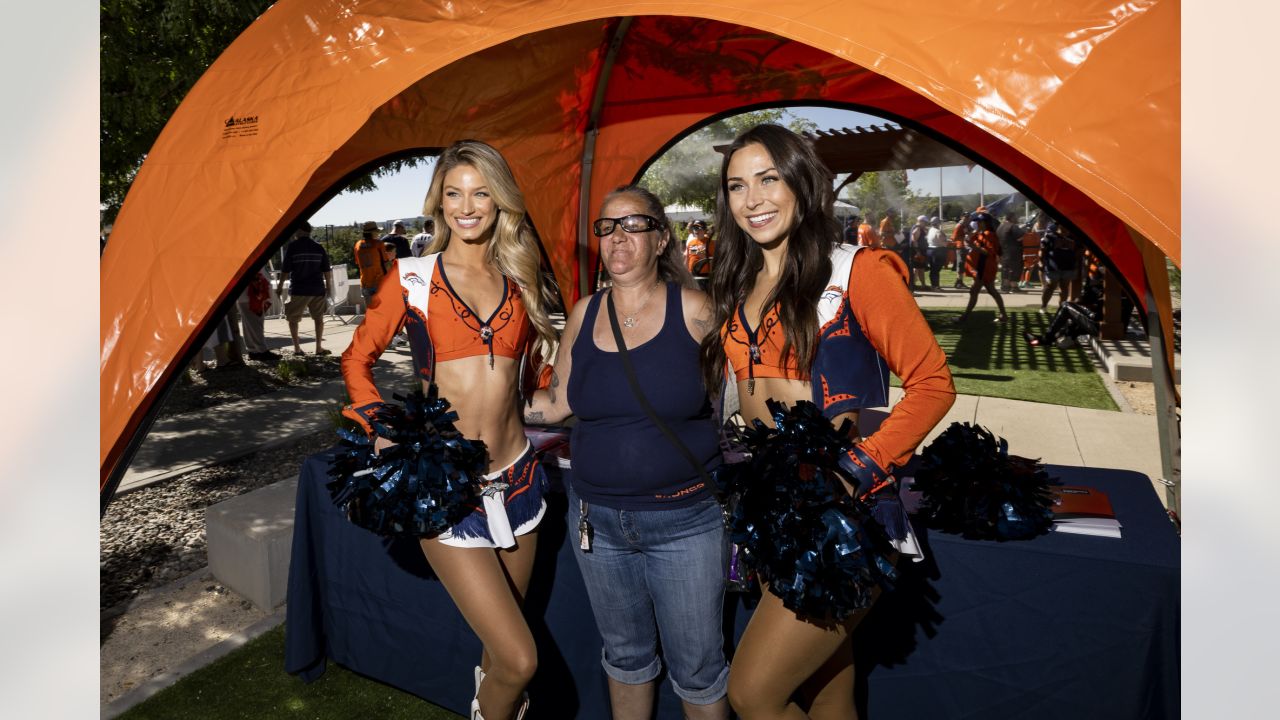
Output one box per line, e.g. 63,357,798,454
422,140,558,362
699,124,838,391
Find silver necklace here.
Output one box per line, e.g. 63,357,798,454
615,282,659,329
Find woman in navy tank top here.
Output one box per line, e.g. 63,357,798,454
524,186,730,719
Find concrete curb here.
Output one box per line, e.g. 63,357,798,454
101,602,287,720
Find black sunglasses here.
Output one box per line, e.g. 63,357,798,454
592,214,663,237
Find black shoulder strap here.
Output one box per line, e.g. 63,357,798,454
605,290,713,486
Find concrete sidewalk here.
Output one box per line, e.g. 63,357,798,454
872,387,1164,497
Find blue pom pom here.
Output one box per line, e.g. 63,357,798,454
326,385,487,536
911,422,1056,540
717,400,896,622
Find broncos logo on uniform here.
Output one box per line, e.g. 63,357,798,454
403,271,426,287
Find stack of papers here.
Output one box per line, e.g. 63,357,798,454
1051,485,1122,539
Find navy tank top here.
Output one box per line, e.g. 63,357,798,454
567,282,721,510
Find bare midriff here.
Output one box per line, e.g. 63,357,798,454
431,355,528,473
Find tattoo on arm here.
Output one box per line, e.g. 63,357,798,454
549,370,560,404
525,410,545,425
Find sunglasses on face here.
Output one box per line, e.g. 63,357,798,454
592,214,663,237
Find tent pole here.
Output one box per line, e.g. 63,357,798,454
1146,282,1181,523
578,18,633,298
938,167,943,219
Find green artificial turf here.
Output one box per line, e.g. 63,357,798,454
892,307,1118,411
117,625,464,720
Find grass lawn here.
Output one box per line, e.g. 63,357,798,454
118,625,464,720
893,306,1118,411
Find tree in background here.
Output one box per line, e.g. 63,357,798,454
640,110,816,214
101,0,423,227
843,170,920,225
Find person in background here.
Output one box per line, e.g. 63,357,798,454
926,216,948,291
842,215,860,245
411,218,435,257
1038,221,1080,314
525,185,730,720
704,124,954,720
278,221,332,356
685,219,711,275
1022,269,1136,348
951,211,971,289
381,220,412,259
857,216,880,248
908,215,930,291
878,209,897,250
238,262,278,362
1019,215,1045,289
993,211,1013,289
955,210,1008,323
204,309,245,370
354,221,393,305
342,140,561,720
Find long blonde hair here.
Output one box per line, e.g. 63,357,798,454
422,140,559,364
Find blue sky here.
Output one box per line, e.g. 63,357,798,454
309,106,1015,226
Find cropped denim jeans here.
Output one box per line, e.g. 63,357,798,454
567,484,730,705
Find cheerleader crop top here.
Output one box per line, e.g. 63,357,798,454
723,303,803,381
341,254,533,433
427,256,531,363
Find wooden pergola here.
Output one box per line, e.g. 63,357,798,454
806,125,972,192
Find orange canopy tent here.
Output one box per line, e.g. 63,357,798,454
101,0,1179,504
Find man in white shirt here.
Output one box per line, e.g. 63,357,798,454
926,216,948,291
411,218,435,257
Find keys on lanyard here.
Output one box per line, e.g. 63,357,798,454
578,499,593,552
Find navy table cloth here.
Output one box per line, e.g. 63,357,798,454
286,453,1178,718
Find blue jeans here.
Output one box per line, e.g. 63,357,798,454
567,484,730,705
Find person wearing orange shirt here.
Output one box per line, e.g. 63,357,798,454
956,210,1008,323
857,220,880,248
878,211,897,250
703,124,955,720
685,219,711,275
353,220,393,304
950,211,971,289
